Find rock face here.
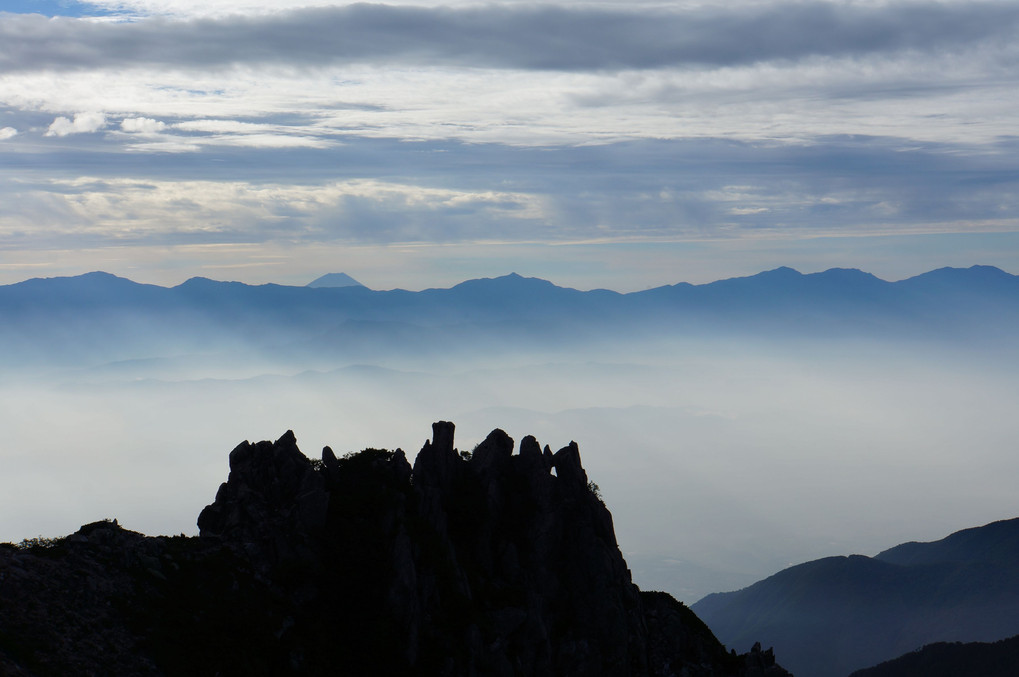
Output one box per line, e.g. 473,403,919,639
1,422,789,676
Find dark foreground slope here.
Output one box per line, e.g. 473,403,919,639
0,422,788,677
849,634,1019,677
692,518,1019,677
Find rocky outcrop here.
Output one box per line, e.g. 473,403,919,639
1,422,789,676
196,430,329,576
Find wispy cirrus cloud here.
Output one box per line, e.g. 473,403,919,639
113,119,337,152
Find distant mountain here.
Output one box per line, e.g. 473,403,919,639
691,518,1019,677
850,634,1019,677
1,266,1017,369
306,272,365,288
876,517,1019,568
0,422,790,676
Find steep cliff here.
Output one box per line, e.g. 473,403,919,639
1,422,788,676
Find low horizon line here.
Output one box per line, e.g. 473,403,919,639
2,263,1012,294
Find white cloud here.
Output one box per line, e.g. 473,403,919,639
146,119,335,150
119,140,203,153
121,116,166,133
5,43,1017,150
2,177,546,247
45,111,107,137
0,127,16,140
125,134,332,151
174,120,277,134
193,133,333,149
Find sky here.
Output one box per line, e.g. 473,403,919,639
1,0,1019,290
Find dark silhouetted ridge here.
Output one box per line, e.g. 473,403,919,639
850,634,1019,677
692,517,1019,677
0,422,789,677
876,517,1019,568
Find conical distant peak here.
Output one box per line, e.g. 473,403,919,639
307,272,364,289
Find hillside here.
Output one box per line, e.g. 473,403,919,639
849,635,1019,677
692,518,1019,677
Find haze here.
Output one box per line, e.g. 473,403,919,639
1,269,1016,604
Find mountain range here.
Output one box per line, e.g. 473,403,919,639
1,265,1017,371
692,518,1019,677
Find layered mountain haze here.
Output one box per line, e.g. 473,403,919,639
1,266,1017,606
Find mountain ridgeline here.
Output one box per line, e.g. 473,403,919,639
0,422,789,677
848,635,1019,677
1,266,1017,369
692,518,1019,677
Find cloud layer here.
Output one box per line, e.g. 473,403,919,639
3,2,1018,72
0,1,1017,286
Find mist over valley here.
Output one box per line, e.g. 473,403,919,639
3,266,1017,606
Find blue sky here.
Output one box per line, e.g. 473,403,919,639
1,0,1018,289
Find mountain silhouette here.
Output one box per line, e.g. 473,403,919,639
306,272,365,288
691,518,1019,677
849,634,1019,677
2,266,1017,369
0,422,790,677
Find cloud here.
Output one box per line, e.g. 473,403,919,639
174,120,278,134
45,111,107,136
0,127,16,140
0,176,547,248
155,119,335,149
6,133,1018,254
80,0,635,20
2,2,1018,73
0,3,1016,284
1,2,1015,150
121,116,165,133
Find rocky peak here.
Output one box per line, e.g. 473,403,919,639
1,422,789,677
